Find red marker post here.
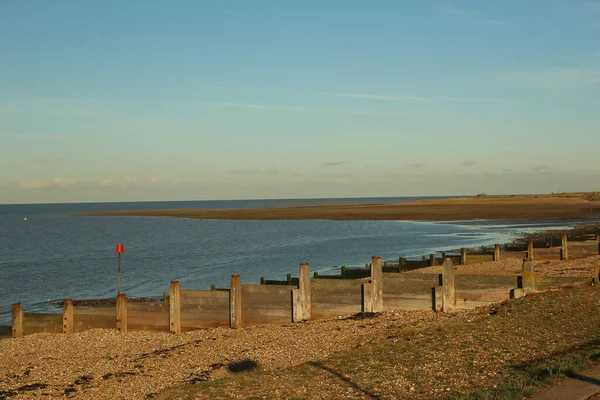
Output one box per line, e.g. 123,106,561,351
116,244,124,296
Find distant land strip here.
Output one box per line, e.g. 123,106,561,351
74,193,600,221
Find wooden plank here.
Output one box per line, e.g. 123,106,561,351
312,303,362,318
312,295,362,305
128,324,169,332
383,293,432,300
243,308,291,318
181,320,229,330
128,310,169,321
22,313,65,334
182,304,229,313
311,279,365,290
501,251,527,259
127,303,168,312
242,284,295,294
465,254,494,265
180,289,229,299
23,312,63,322
181,297,229,307
181,312,229,322
74,307,116,316
242,291,292,304
383,298,432,311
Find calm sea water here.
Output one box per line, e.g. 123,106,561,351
0,197,578,324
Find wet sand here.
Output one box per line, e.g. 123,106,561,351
75,193,600,221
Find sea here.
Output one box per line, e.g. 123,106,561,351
0,197,582,325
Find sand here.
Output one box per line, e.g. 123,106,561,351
75,192,600,221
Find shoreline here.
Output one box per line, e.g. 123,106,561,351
74,192,600,221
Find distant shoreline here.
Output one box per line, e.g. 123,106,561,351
74,192,600,221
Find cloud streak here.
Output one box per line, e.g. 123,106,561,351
200,102,407,116
320,93,427,103
322,161,346,168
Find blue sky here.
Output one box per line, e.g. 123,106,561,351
1,0,599,203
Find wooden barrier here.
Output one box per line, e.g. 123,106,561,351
561,234,569,260
501,250,527,260
116,294,128,333
12,303,23,338
460,248,467,265
382,273,439,311
63,299,74,334
230,275,242,329
311,279,363,319
242,284,294,326
73,307,116,333
23,312,62,335
0,325,11,338
567,242,599,258
169,281,181,334
180,289,230,331
533,248,561,261
455,275,518,310
292,263,311,322
442,259,456,312
128,302,169,332
494,244,501,261
465,253,494,265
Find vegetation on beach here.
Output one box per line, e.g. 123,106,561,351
157,285,600,400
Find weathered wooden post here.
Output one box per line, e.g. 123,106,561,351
493,244,501,261
429,254,435,266
371,256,383,312
522,259,535,294
63,299,74,334
433,285,443,312
230,275,243,329
561,234,569,260
299,263,311,320
362,282,373,312
460,248,467,265
293,263,312,322
12,303,23,338
527,241,534,261
341,266,347,279
169,281,181,334
116,293,128,333
399,257,406,270
442,259,455,312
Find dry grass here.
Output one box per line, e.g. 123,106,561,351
74,192,600,221
156,285,600,400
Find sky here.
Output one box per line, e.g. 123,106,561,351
1,0,599,204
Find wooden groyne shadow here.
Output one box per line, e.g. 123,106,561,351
307,361,381,399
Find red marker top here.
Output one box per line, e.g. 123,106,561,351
116,244,124,254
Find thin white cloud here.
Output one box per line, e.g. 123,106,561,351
200,101,407,116
320,93,428,103
19,177,77,190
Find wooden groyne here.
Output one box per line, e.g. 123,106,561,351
8,233,600,339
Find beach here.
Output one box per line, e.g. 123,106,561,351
76,192,600,221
